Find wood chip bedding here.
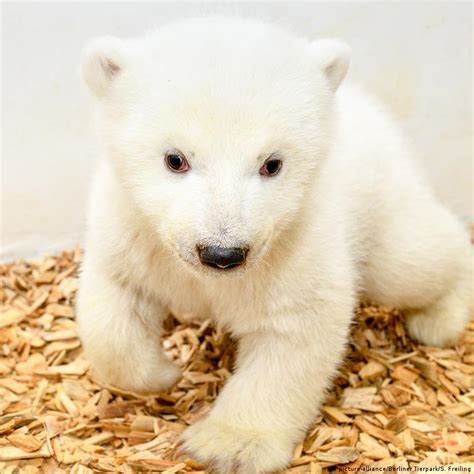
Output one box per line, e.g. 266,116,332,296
0,245,472,473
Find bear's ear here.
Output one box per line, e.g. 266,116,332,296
310,39,351,92
80,36,125,97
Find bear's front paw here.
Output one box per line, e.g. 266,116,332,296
181,416,294,473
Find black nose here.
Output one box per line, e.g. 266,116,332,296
197,245,247,270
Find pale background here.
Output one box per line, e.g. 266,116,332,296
1,2,472,260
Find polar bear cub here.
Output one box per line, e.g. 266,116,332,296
77,17,472,473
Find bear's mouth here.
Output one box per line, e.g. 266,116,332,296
204,262,243,271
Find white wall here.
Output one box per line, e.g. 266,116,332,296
2,2,472,260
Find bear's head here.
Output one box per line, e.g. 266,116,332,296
81,17,350,276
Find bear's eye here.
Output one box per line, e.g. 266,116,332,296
165,150,190,173
260,155,282,177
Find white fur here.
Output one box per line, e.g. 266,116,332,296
77,17,472,473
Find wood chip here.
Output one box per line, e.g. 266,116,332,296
45,304,74,318
0,379,28,395
391,366,419,384
321,406,352,424
398,428,415,453
7,434,43,452
386,410,408,433
0,308,26,328
83,432,115,445
411,356,438,382
0,444,51,461
57,387,80,417
357,432,391,459
359,361,387,381
316,447,359,464
341,387,377,410
354,418,401,447
433,431,472,454
15,353,47,375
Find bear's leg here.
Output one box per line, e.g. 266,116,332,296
405,273,472,347
362,196,472,347
181,293,354,473
76,263,181,393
